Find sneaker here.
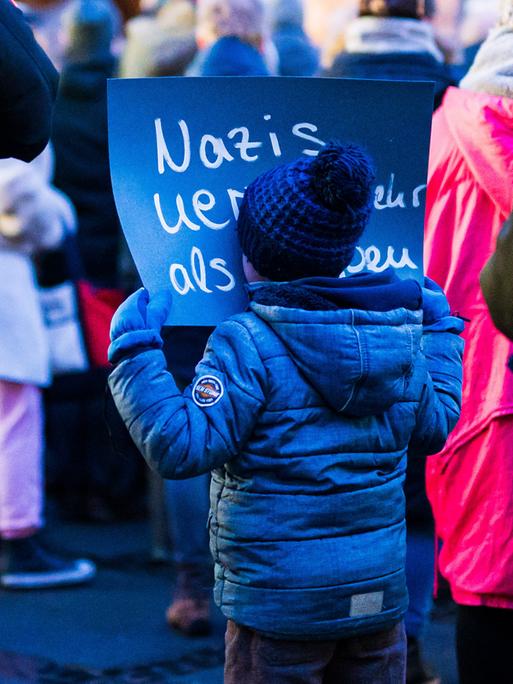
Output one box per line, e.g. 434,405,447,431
407,636,441,684
0,535,96,589
166,597,211,636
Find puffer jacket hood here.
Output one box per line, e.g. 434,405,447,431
248,271,423,416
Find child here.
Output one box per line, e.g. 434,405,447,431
108,143,464,683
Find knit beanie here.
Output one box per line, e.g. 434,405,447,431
63,0,115,61
196,0,266,44
359,0,435,19
237,143,375,281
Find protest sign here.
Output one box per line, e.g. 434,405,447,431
108,77,433,325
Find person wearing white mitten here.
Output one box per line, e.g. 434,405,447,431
0,146,96,589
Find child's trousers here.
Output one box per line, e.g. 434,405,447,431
224,619,406,684
0,380,43,537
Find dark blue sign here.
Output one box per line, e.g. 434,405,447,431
108,77,433,325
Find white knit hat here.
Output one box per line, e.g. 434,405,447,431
196,0,266,45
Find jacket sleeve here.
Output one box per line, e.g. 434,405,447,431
408,314,464,456
0,0,58,162
108,318,268,479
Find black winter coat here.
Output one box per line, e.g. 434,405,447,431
326,51,455,110
52,55,121,287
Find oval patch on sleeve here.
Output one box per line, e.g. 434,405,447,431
192,375,224,407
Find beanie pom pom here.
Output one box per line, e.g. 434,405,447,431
309,142,375,214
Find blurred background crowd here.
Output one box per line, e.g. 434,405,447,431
1,1,512,683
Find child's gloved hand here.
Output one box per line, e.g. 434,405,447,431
421,276,450,325
108,287,172,365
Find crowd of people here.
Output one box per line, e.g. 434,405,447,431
0,0,512,682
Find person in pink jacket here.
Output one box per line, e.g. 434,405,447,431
424,11,513,684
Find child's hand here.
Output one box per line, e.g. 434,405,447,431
108,288,172,365
422,277,450,325
110,287,172,338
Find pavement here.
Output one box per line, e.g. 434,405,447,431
0,516,459,684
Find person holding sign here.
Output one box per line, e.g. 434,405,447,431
108,143,463,682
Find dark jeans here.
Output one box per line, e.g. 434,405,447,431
164,474,211,568
405,524,435,638
224,620,406,684
457,605,513,684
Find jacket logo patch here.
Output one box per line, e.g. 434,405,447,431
192,375,224,407
349,592,384,617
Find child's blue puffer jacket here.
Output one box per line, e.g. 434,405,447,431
108,272,464,640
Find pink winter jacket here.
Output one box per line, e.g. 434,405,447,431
425,87,513,607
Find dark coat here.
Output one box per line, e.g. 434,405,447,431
0,0,58,161
273,23,319,76
51,54,121,287
326,51,455,110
